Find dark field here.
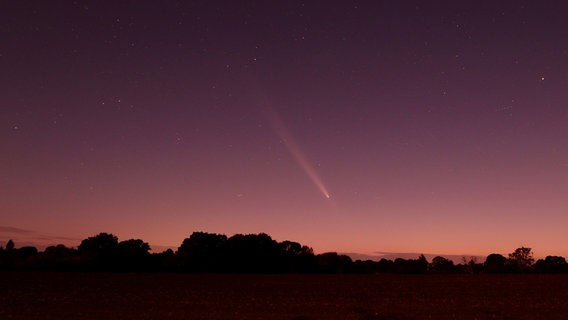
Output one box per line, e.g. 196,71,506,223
2,273,568,319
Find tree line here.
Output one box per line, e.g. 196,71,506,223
1,232,566,274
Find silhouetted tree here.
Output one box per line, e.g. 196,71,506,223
116,239,151,271
16,246,38,258
430,256,454,273
279,241,315,273
392,258,409,273
2,231,564,274
0,242,39,270
280,241,299,253
353,260,379,274
315,252,353,273
392,255,428,274
78,233,119,270
151,248,177,272
6,239,15,251
14,246,39,270
45,244,74,257
508,247,534,272
41,244,78,270
224,233,281,273
79,233,119,254
416,254,429,273
456,256,482,274
484,254,508,273
534,256,568,274
177,232,227,272
377,258,394,273
0,240,17,269
117,239,150,257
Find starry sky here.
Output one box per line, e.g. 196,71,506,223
2,1,568,258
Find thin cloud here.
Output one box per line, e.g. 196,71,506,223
0,226,34,234
34,235,81,242
0,226,81,249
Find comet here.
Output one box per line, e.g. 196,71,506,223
260,100,331,199
242,71,331,199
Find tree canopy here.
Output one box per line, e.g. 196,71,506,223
0,235,564,274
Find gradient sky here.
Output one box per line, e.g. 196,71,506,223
2,1,568,258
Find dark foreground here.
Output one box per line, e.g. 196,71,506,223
2,273,568,319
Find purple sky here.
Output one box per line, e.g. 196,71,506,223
2,1,568,258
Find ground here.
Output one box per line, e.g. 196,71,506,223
1,273,568,319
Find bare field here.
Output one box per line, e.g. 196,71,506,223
1,273,568,319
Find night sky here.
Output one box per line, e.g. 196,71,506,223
2,1,568,258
